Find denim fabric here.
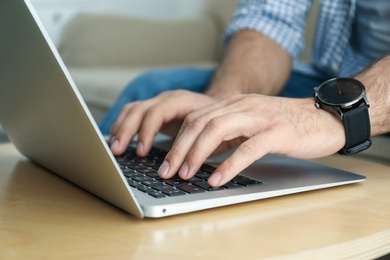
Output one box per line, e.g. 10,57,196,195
99,68,215,134
98,67,326,134
279,72,326,98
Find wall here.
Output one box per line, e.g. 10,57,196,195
30,0,209,46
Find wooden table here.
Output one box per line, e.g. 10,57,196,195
1,139,389,260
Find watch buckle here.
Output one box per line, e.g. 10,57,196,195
338,139,372,155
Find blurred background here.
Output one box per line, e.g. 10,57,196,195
30,0,234,46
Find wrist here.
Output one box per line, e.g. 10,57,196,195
205,75,282,99
354,56,390,136
205,83,243,99
314,78,372,155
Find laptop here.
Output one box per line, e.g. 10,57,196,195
0,0,366,218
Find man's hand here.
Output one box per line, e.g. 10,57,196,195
109,90,217,156
157,94,346,187
109,30,292,158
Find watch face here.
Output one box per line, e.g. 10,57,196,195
316,78,365,107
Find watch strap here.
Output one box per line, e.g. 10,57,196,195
339,105,372,155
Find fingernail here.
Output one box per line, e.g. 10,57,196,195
179,162,189,179
111,139,119,152
208,172,221,187
158,160,170,178
136,142,144,155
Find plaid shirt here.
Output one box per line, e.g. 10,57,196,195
225,0,376,78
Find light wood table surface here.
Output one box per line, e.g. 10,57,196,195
1,139,390,260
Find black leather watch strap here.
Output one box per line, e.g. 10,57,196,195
339,105,372,155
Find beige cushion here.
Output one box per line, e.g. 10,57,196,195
58,13,220,67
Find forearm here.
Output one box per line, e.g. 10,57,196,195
205,30,291,99
355,55,390,136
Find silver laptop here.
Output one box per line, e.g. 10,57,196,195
0,0,366,218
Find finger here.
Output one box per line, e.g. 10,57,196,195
136,97,189,157
110,103,148,155
110,91,176,140
158,111,211,179
167,95,266,181
166,97,256,180
137,90,216,157
173,95,242,144
108,103,135,144
208,133,272,187
178,113,253,180
109,93,171,155
159,105,230,179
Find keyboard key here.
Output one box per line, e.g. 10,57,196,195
138,186,155,193
200,164,216,173
126,179,143,188
125,162,141,168
135,158,151,163
123,172,142,178
232,175,251,182
130,165,148,170
195,171,211,180
132,176,153,182
116,155,130,161
163,189,186,196
143,161,161,168
165,179,189,186
138,168,157,174
236,180,263,187
187,176,202,183
142,180,164,187
193,181,225,191
148,191,166,198
153,185,175,192
178,184,206,194
145,172,160,178
223,182,243,189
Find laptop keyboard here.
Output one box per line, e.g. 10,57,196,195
115,143,262,198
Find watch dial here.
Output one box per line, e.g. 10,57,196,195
317,78,364,106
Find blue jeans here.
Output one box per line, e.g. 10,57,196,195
99,67,327,135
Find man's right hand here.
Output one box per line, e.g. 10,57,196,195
108,90,217,157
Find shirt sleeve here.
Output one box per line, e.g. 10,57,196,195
224,0,311,61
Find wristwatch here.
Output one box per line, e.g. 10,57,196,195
314,77,372,155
